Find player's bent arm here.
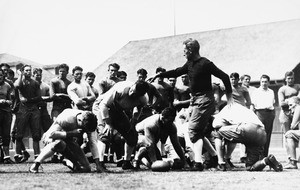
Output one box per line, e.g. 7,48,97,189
244,90,252,108
144,127,156,144
49,129,83,140
67,86,82,105
277,88,285,106
87,131,103,172
49,131,67,140
99,103,111,123
87,131,99,159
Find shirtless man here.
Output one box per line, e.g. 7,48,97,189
278,71,300,133
29,109,102,173
0,68,13,163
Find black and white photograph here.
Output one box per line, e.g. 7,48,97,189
0,0,300,189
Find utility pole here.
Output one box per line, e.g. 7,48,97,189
173,0,176,36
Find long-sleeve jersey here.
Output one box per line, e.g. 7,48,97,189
158,57,232,95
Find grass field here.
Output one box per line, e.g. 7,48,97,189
0,148,299,190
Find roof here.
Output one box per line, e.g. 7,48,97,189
93,19,300,84
42,64,60,69
0,53,56,84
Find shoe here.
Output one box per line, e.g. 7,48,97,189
191,162,204,171
96,162,107,173
14,154,22,163
122,160,135,170
20,151,30,163
218,163,227,171
103,155,108,163
132,159,141,169
203,156,218,169
3,157,15,164
210,156,218,168
266,154,283,172
100,161,107,170
62,159,74,171
29,162,40,173
185,155,193,168
108,155,114,163
50,154,60,163
283,160,298,169
240,157,247,163
225,158,235,168
116,159,123,167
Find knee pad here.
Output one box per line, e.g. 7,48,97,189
52,140,67,153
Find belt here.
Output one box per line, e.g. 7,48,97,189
256,109,274,112
191,91,211,96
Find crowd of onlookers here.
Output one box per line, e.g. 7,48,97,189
1,40,300,173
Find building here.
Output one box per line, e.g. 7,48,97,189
0,53,56,83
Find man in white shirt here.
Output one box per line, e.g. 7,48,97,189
251,74,275,157
67,66,96,111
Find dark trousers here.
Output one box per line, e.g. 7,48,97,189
255,109,275,157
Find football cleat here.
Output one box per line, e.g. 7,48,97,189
191,162,204,171
218,163,227,171
283,160,298,169
132,159,141,169
14,154,22,163
29,162,41,173
225,158,235,168
266,154,283,172
62,159,74,171
122,160,135,170
3,157,15,164
20,151,30,163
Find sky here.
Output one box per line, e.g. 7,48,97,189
0,0,300,72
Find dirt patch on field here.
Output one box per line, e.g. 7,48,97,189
0,160,299,190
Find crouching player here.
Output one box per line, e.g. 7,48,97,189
29,109,103,173
283,97,300,169
133,107,187,170
213,103,283,172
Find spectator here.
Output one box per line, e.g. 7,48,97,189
14,65,42,162
251,75,275,157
